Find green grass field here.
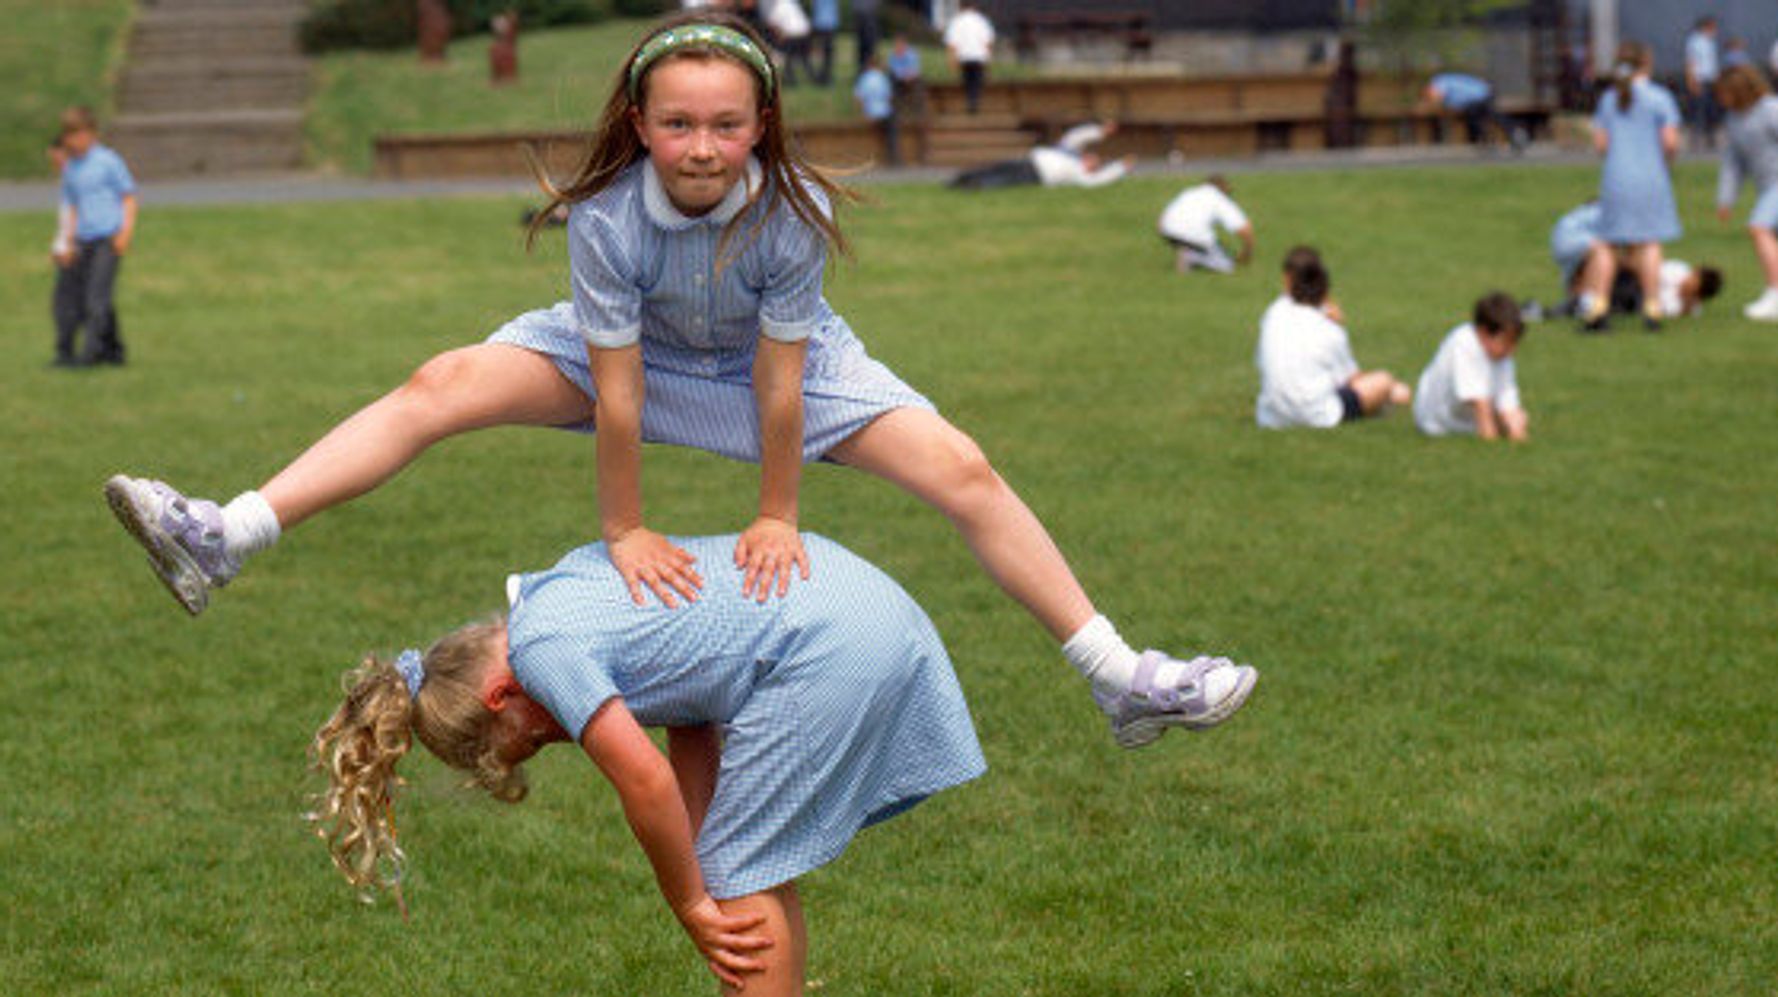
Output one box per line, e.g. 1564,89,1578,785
3,161,1775,995
0,0,132,179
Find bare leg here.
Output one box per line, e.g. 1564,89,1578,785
1347,370,1410,414
1751,225,1778,289
826,408,1096,643
1579,243,1617,322
717,884,805,997
1631,242,1665,318
260,344,593,528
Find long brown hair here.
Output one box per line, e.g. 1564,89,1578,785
1610,41,1652,113
526,11,857,266
1716,63,1771,114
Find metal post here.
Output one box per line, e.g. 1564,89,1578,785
1590,0,1617,75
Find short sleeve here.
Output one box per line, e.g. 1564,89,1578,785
1217,193,1249,231
1654,88,1681,129
757,201,828,343
107,153,137,196
568,206,644,349
1451,336,1492,403
1494,358,1522,413
510,631,620,741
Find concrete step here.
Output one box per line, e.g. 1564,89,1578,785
120,58,311,113
132,9,304,58
109,109,305,177
121,83,312,114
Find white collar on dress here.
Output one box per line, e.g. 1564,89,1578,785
641,157,764,230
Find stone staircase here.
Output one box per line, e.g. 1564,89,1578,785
918,113,1036,168
109,0,311,177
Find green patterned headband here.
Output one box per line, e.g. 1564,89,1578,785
628,24,776,103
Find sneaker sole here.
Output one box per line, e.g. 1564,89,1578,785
104,475,209,616
1114,665,1259,749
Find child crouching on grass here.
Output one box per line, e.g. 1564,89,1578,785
1412,292,1529,442
311,533,1037,996
1254,246,1412,430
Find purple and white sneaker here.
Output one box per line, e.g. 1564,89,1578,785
1093,650,1258,749
104,475,239,616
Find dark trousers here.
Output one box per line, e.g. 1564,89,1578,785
1457,98,1517,146
54,238,124,363
854,15,880,74
960,60,987,113
871,114,900,166
949,157,1038,190
779,35,816,87
812,29,835,84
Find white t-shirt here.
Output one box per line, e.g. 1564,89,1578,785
1658,259,1696,316
944,9,995,63
1254,295,1360,429
1158,184,1250,247
766,0,810,39
1413,323,1522,437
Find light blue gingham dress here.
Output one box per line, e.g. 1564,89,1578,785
489,159,931,462
1595,80,1682,244
506,533,986,899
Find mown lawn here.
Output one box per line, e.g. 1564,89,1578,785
0,0,132,179
1,160,1774,995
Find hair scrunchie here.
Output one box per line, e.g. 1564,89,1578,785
394,648,426,699
628,23,776,103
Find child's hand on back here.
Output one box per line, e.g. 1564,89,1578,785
608,527,703,608
734,517,810,602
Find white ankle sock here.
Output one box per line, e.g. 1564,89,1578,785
221,491,281,560
1062,615,1140,692
1062,615,1241,701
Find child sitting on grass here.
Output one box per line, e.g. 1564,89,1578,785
1412,292,1529,442
1254,246,1411,430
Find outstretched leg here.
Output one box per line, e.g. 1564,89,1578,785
261,344,592,528
1347,370,1411,415
106,343,592,614
827,408,1093,642
827,408,1256,746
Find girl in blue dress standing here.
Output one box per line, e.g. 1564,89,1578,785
107,12,1256,747
310,533,987,994
1581,41,1682,332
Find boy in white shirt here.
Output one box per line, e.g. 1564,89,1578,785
944,1,995,114
1158,175,1253,274
1255,247,1411,429
949,121,1132,190
1413,293,1528,441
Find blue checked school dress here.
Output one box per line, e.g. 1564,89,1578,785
505,533,986,899
489,159,931,462
1595,80,1683,244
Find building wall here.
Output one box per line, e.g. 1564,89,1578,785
1567,0,1778,77
973,0,1339,33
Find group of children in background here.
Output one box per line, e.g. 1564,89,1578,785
1161,175,1528,442
1169,38,1778,444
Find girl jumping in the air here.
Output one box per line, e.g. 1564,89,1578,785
107,13,1255,747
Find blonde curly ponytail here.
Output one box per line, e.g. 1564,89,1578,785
307,617,517,912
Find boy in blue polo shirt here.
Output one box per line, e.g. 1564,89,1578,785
1423,72,1526,152
55,106,137,367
